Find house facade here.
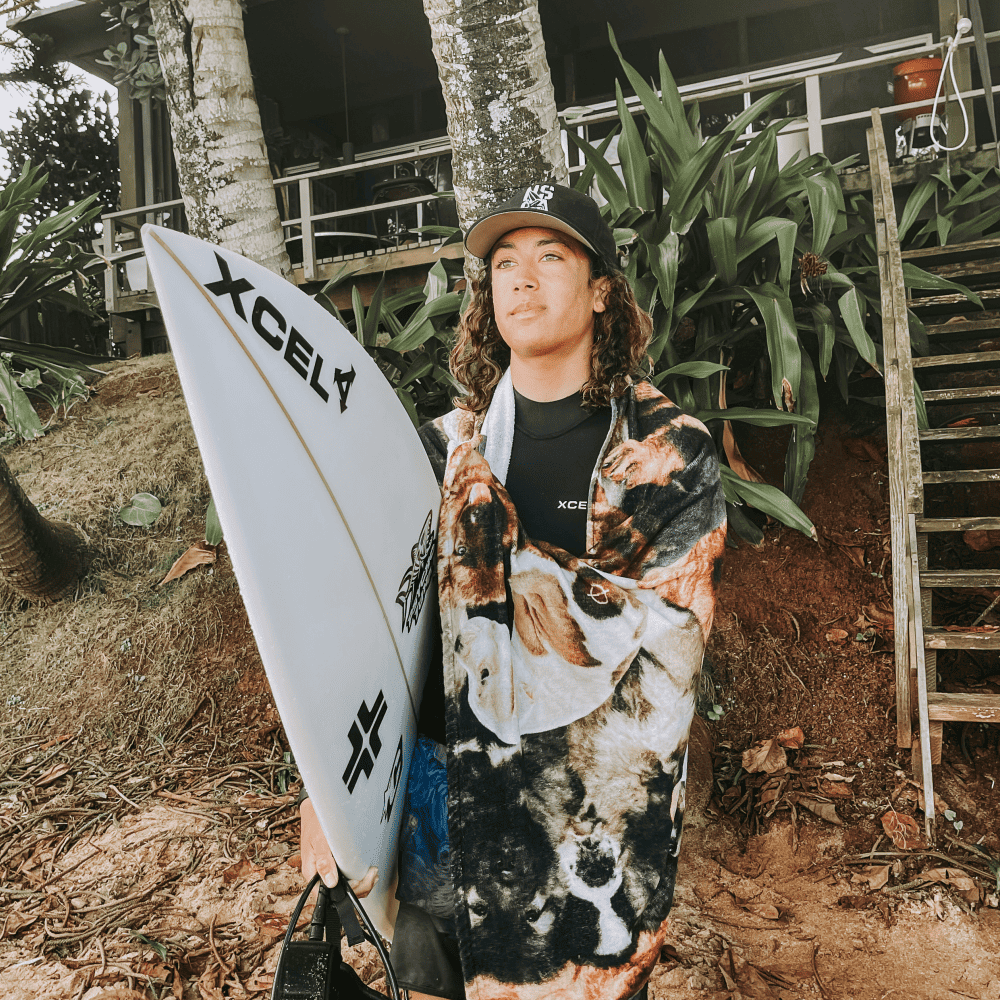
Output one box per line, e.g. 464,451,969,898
11,0,1000,355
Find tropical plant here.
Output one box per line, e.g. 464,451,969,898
897,164,1000,249
98,1,165,103
315,257,465,427
0,163,108,440
565,27,981,543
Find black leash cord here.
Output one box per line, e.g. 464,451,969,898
341,877,401,1000
274,872,401,1000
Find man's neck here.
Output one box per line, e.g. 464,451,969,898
509,352,591,402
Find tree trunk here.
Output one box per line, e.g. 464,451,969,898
422,0,568,236
0,455,88,602
148,0,291,277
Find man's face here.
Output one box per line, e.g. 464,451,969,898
490,227,607,365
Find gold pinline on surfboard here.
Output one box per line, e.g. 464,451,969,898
147,228,418,719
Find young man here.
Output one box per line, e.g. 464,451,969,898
301,183,726,1000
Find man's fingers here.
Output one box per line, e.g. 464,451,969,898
348,865,378,898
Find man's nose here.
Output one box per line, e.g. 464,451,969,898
514,268,537,291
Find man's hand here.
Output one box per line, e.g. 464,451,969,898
299,798,378,897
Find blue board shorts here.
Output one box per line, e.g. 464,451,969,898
393,735,463,999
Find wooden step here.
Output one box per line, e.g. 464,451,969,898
920,385,1000,401
924,317,1000,337
922,469,1000,484
920,570,1000,587
913,350,1000,368
919,426,1000,441
924,627,1000,650
902,236,1000,265
908,289,1000,311
916,516,1000,531
926,692,1000,722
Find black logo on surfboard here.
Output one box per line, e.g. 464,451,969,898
205,252,355,412
343,691,387,793
381,736,404,824
395,511,435,633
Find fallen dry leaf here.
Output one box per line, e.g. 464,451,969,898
776,726,805,749
742,738,787,774
945,416,979,426
36,762,71,787
158,540,217,587
825,628,849,643
253,912,289,939
964,529,1000,552
819,780,853,798
917,867,977,891
881,809,923,850
742,902,781,920
221,858,266,885
851,864,890,891
862,603,894,630
791,794,842,825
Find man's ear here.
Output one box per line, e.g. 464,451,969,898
592,276,609,314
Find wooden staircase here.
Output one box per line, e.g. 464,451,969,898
868,111,1000,842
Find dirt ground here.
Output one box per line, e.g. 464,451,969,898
0,356,998,1000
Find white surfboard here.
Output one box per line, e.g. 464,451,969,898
141,225,440,938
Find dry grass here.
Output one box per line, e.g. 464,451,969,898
0,355,263,751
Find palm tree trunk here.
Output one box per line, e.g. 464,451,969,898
148,0,291,278
422,0,568,235
0,454,88,602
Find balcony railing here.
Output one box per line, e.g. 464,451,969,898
102,28,1000,314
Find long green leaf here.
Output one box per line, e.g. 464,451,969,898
0,357,43,440
705,217,737,288
694,407,816,428
564,129,631,221
810,303,836,378
608,26,693,178
897,177,937,245
784,350,818,504
725,500,764,545
805,174,840,256
670,132,736,234
837,286,879,371
735,217,796,291
572,127,619,195
655,361,729,383
646,233,679,334
614,80,654,211
362,270,387,347
747,284,801,411
720,466,816,539
901,262,983,309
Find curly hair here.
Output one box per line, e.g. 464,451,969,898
449,250,653,414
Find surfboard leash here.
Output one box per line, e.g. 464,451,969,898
272,872,401,1000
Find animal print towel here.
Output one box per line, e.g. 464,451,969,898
421,377,726,1000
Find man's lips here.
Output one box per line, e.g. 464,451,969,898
509,302,544,316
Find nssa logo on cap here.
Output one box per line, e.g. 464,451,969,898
520,184,555,210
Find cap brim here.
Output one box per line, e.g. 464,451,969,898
465,210,597,261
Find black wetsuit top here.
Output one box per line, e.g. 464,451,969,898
417,390,611,742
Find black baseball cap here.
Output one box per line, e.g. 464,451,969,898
464,182,619,271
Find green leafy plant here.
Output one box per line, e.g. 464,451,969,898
563,26,981,542
0,163,109,439
205,499,223,546
316,257,465,427
98,2,165,104
898,165,1000,249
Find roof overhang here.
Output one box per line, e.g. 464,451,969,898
8,0,115,84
